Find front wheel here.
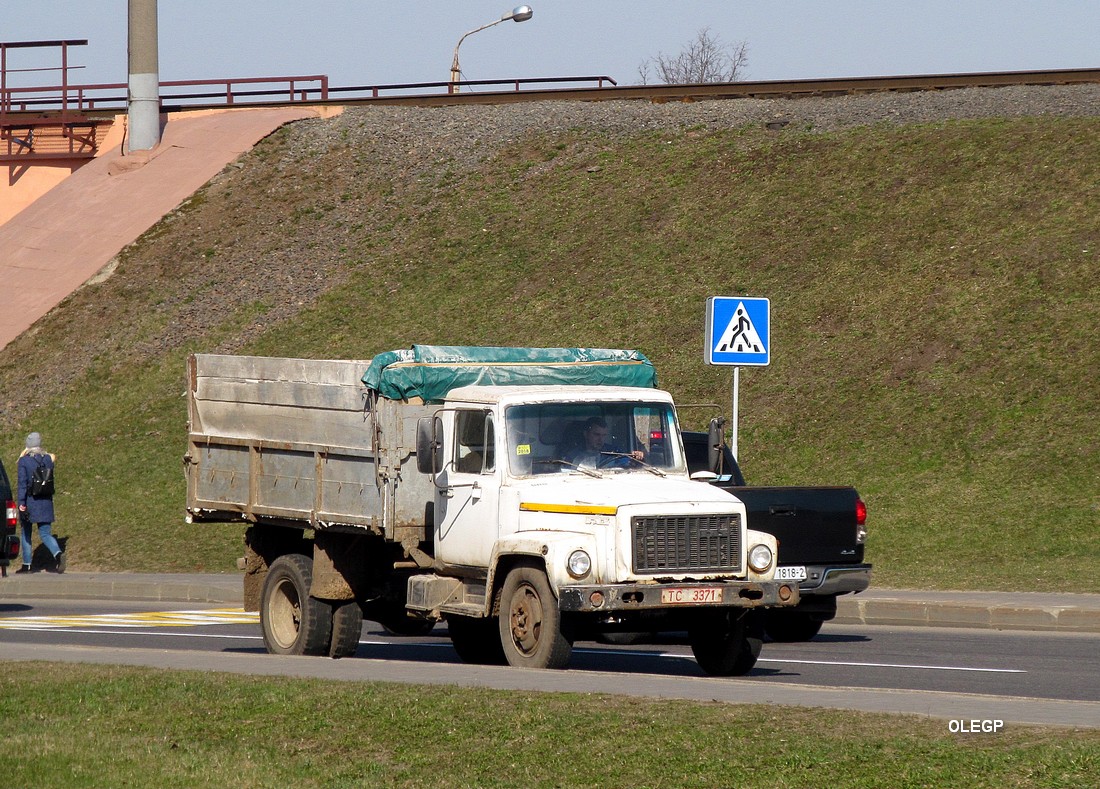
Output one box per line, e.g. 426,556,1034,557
260,554,332,656
689,610,762,676
498,564,572,669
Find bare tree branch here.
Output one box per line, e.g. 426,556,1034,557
638,28,749,85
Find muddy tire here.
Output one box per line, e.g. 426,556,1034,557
329,600,363,658
260,554,332,656
689,611,762,676
763,610,824,642
447,615,506,665
498,564,572,669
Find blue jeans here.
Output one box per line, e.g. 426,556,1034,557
20,520,61,566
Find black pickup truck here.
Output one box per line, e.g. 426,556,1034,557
682,421,871,641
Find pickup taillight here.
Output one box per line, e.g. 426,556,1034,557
855,497,868,544
3,500,18,561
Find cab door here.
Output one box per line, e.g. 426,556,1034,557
435,409,500,567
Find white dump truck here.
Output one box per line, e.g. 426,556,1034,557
185,346,798,675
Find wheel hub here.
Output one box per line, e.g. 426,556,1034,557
269,578,303,649
509,584,543,655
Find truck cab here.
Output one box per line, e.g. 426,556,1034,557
412,384,795,672
427,385,773,585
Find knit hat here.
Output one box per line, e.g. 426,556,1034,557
25,432,41,450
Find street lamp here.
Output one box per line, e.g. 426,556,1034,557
449,5,533,94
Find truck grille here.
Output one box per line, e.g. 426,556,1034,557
632,514,742,574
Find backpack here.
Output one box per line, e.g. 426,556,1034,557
29,458,54,498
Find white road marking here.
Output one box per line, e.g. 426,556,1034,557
576,647,1026,674
0,614,1028,675
757,657,1026,674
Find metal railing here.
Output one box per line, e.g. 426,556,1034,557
1,75,330,115
328,74,618,99
1,74,618,116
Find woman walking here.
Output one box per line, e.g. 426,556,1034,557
16,432,64,574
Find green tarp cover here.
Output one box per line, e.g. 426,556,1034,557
362,345,657,402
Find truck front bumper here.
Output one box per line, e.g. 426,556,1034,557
558,580,799,613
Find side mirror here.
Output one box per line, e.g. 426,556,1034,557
707,417,727,475
416,416,444,475
690,470,719,482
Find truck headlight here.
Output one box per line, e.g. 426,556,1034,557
748,544,773,573
566,549,591,579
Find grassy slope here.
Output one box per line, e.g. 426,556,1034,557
3,115,1097,590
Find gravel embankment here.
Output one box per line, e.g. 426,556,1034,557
296,83,1100,173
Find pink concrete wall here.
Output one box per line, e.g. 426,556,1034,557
0,117,124,227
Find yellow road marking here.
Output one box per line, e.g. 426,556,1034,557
0,608,259,630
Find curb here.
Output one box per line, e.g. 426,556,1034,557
835,591,1100,634
0,573,242,605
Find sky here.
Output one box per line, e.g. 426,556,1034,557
3,2,1098,92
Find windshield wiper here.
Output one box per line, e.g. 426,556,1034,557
599,452,667,477
542,458,602,478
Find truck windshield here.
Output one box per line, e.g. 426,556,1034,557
505,402,685,477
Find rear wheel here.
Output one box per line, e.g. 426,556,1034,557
689,611,762,676
763,610,824,642
448,615,506,664
328,600,363,658
498,564,572,669
260,554,332,656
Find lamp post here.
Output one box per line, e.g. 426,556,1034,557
128,0,160,151
449,5,532,94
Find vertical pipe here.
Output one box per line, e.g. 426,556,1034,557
128,0,161,151
731,367,740,462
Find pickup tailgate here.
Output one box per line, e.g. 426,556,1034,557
713,485,864,565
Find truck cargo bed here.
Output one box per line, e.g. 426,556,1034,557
185,354,434,540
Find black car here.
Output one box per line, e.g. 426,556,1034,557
1,457,20,575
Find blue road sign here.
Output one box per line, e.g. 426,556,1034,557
706,296,770,366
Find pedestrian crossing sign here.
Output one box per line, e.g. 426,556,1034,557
706,296,771,366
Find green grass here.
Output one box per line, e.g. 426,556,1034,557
1,663,1096,788
2,114,1097,589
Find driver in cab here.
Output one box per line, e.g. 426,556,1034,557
566,417,645,468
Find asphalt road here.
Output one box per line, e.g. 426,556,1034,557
2,598,1098,729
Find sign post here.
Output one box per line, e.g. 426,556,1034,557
705,296,771,459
